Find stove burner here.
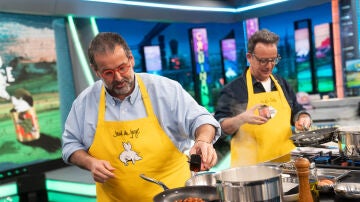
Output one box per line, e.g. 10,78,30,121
314,156,331,164
313,154,360,170
292,148,360,170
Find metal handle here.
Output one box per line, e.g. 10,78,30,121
139,174,169,190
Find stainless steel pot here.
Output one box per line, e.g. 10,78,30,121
215,165,283,202
185,172,217,186
336,126,360,160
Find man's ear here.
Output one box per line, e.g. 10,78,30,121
246,53,252,64
91,64,101,78
95,71,101,78
129,55,135,67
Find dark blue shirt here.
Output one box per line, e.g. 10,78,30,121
214,68,306,129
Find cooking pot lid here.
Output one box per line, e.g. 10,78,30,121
337,126,360,133
291,127,337,147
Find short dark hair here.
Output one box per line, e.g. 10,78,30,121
247,29,279,53
88,32,132,70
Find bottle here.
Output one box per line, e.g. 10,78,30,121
189,154,201,172
309,162,320,202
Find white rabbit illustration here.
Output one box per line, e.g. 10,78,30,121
119,142,142,166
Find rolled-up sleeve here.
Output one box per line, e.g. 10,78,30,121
146,75,221,151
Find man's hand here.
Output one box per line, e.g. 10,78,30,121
294,113,312,132
90,159,116,183
69,150,115,183
241,104,269,125
189,140,217,171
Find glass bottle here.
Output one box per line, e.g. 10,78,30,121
309,162,320,202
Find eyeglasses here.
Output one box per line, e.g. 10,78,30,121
100,61,132,79
252,54,281,66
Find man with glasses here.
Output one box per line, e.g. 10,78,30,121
62,32,220,201
214,29,311,167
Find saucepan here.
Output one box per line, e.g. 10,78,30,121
215,165,283,202
335,126,360,160
139,174,220,202
185,171,217,186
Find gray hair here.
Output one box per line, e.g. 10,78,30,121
88,32,132,70
247,29,279,53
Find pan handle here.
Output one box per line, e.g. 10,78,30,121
139,174,169,190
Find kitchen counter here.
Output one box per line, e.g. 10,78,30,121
291,168,360,202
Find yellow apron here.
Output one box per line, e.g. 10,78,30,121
230,70,295,167
88,75,190,202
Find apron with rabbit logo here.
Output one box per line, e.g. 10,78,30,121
88,75,190,201
230,70,295,167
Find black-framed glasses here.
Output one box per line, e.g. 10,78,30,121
252,54,281,66
100,61,131,79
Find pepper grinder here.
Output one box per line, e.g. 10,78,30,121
295,157,313,202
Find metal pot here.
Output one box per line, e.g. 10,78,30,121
185,172,217,186
336,126,360,160
140,174,220,202
215,165,283,202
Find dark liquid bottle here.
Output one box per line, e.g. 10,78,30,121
189,154,201,172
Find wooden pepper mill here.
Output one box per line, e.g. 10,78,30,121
295,157,313,202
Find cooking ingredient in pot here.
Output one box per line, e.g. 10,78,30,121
318,179,334,186
174,197,205,202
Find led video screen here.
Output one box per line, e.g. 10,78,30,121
314,23,335,92
143,45,162,73
220,38,239,83
0,12,63,182
245,18,259,40
189,28,211,110
345,59,360,88
295,28,313,92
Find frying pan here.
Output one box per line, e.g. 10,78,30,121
140,174,220,202
290,127,337,147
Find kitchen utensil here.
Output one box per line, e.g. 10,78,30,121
291,127,337,147
335,126,360,160
214,165,283,202
302,123,309,131
139,174,169,190
185,172,216,186
334,183,360,199
139,174,220,202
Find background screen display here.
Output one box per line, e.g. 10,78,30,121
314,23,335,92
220,38,239,83
0,13,64,182
143,45,162,73
245,18,259,40
295,27,313,92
